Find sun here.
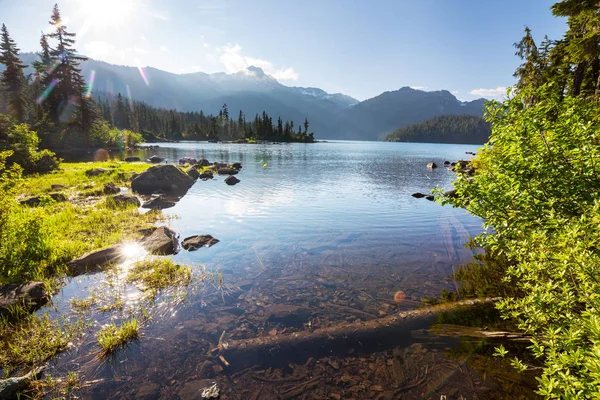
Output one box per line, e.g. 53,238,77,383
75,0,137,30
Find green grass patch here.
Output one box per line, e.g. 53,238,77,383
127,258,192,293
97,319,139,356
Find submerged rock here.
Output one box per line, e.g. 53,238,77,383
85,168,111,177
142,196,177,210
67,245,125,276
218,168,238,175
20,193,66,206
0,282,49,318
132,165,195,195
265,304,311,327
141,226,178,255
182,235,220,251
109,194,141,207
225,175,240,185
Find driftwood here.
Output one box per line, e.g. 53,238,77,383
220,298,501,371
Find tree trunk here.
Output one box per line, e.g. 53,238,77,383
572,61,587,96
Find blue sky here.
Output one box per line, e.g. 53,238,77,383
1,0,566,101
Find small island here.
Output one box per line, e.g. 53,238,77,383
384,114,490,144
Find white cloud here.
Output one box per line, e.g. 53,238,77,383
410,85,427,90
219,44,299,81
131,47,149,54
160,45,169,52
84,41,115,61
203,43,210,49
469,86,507,98
451,90,459,94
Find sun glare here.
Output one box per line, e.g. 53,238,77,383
76,0,137,30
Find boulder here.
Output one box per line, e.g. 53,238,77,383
67,245,125,276
187,168,200,180
103,182,120,194
265,304,311,327
141,226,178,255
148,155,165,163
85,168,111,177
0,282,49,318
110,194,141,207
232,162,242,170
218,168,238,175
213,162,227,168
199,172,214,180
142,196,177,210
411,193,426,198
182,235,220,251
427,162,437,169
443,161,450,165
225,175,240,185
196,159,211,167
125,156,141,162
179,157,198,165
51,184,67,190
131,165,195,195
20,193,66,206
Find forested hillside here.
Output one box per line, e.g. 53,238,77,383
384,114,490,144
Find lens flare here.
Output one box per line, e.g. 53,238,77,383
394,291,407,304
126,84,135,112
59,96,78,123
85,70,96,98
36,78,58,104
136,59,150,86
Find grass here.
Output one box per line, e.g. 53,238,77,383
71,296,96,310
1,161,164,284
127,258,192,293
0,310,86,376
97,319,139,356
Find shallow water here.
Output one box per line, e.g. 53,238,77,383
38,141,536,399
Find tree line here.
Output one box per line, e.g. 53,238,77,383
384,114,490,144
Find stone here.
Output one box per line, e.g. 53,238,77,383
0,367,44,399
67,245,125,276
51,184,67,190
232,162,242,170
225,175,240,186
443,160,450,165
199,172,214,180
131,165,195,195
178,380,218,400
179,157,197,165
110,194,141,207
425,195,435,201
20,193,66,206
142,196,177,210
124,156,141,162
213,162,228,168
103,182,120,194
148,155,165,163
187,167,200,180
136,383,160,399
85,168,110,177
182,235,220,251
0,282,49,318
265,304,311,326
411,192,426,198
427,162,437,169
218,168,238,175
196,159,211,167
141,226,178,255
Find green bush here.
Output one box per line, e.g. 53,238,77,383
90,120,143,149
442,85,600,397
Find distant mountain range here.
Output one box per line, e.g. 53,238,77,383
15,53,486,141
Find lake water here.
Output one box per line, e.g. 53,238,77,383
42,141,538,398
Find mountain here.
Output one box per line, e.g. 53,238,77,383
384,114,491,144
13,53,486,140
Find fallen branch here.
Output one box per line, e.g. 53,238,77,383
221,298,499,371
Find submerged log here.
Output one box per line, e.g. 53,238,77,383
220,299,499,371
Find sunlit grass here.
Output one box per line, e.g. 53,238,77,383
127,258,192,294
97,319,139,356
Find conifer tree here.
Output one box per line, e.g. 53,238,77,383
0,24,28,122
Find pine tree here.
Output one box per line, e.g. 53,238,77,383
0,24,28,122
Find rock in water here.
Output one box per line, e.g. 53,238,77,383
182,235,220,251
131,165,195,195
0,282,49,318
109,194,141,207
67,245,125,276
265,304,311,327
225,175,240,185
148,155,165,163
232,162,242,170
427,162,437,169
141,226,178,255
142,196,177,210
199,172,214,180
411,193,426,198
425,195,435,201
218,168,238,175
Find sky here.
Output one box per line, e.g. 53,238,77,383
0,0,567,101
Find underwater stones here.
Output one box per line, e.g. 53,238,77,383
0,282,49,318
265,304,311,327
131,165,194,195
225,175,240,185
181,235,219,251
141,226,178,255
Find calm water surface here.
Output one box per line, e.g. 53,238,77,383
45,141,504,398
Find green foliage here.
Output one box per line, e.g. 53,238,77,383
385,114,490,144
127,258,192,294
89,120,143,149
442,85,600,397
97,319,139,356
